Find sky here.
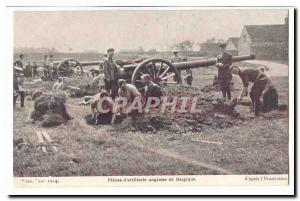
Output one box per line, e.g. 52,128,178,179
14,9,288,52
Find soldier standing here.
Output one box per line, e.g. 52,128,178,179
13,69,25,108
32,62,38,78
42,54,49,80
216,43,233,101
184,69,193,86
171,50,183,80
103,48,118,98
24,61,32,78
47,54,55,81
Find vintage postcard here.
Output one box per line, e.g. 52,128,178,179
7,6,294,195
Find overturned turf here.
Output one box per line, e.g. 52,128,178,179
31,92,72,127
86,84,246,133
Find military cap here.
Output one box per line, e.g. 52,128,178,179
117,78,126,86
107,48,115,53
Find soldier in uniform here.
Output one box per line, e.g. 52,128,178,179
171,50,183,80
141,74,165,98
103,48,118,98
24,61,32,78
32,62,39,78
47,54,55,81
230,65,278,117
184,69,193,86
13,54,24,69
216,43,233,101
13,69,25,108
42,54,49,80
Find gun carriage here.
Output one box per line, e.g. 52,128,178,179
53,54,255,89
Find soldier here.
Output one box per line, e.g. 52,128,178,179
141,74,165,98
92,69,105,91
216,43,233,101
184,69,193,86
171,50,182,63
13,69,25,108
48,54,55,81
13,54,24,69
90,90,114,124
32,62,39,78
117,79,142,103
171,50,183,80
42,54,49,80
230,65,278,117
52,77,65,91
103,48,118,98
24,61,32,78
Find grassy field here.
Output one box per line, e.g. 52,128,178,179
13,58,289,177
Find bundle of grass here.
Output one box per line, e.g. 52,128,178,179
31,92,72,127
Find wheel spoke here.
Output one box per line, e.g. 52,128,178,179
151,62,157,77
161,73,175,80
138,71,145,76
145,65,154,78
156,62,163,77
61,62,69,69
162,81,177,84
59,65,69,71
159,66,170,78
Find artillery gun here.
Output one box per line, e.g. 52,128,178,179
53,54,255,89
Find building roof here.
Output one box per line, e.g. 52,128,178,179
227,37,239,48
244,24,288,43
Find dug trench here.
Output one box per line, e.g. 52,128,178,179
13,74,289,176
85,84,286,135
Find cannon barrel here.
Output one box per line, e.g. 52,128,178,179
69,54,255,71
173,54,255,71
81,61,101,66
122,54,255,72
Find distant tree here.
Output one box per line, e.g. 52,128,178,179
206,38,216,43
50,47,57,53
148,48,158,54
217,39,225,43
170,40,194,52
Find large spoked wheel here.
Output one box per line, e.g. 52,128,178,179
57,58,83,77
131,58,182,90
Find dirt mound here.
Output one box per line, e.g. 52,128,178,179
31,92,72,127
88,85,245,133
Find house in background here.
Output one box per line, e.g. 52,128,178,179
199,43,222,57
238,16,288,60
225,37,239,56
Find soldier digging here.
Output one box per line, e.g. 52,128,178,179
216,43,233,101
230,65,278,117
